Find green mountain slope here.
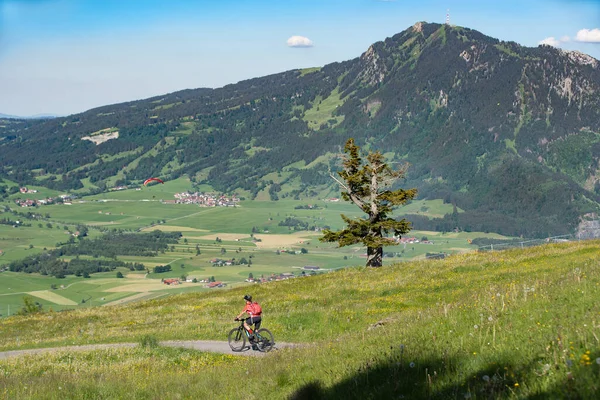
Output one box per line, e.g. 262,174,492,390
2,22,600,237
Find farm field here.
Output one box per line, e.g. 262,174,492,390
0,187,504,315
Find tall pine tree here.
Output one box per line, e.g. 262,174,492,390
320,139,417,267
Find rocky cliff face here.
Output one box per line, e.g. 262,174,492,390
577,214,600,239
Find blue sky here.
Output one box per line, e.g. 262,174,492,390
1,0,599,116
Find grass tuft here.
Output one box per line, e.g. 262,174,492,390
138,334,159,349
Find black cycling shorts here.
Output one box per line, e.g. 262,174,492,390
245,316,261,329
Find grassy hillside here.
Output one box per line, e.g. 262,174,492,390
1,241,599,398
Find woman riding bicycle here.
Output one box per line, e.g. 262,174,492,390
235,294,262,341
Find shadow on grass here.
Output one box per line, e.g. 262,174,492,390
288,348,599,400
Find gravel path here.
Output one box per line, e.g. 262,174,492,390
0,340,301,360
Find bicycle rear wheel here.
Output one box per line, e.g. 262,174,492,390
228,327,246,352
255,328,274,352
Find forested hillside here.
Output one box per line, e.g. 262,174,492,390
2,22,600,238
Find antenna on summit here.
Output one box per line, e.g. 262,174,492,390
445,9,450,25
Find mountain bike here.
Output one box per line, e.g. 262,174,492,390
228,318,274,352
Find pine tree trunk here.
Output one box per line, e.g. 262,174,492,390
366,246,383,267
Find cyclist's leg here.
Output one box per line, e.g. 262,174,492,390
245,318,259,349
244,318,254,338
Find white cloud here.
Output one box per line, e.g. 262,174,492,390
286,35,313,48
575,28,600,43
560,36,570,42
539,37,561,47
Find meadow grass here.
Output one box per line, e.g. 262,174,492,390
0,241,598,398
303,87,344,130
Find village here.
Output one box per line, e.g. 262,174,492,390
13,187,76,208
160,265,322,288
12,186,240,209
394,236,435,245
163,192,239,207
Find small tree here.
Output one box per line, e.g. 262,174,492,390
116,271,124,278
320,138,417,267
17,296,43,315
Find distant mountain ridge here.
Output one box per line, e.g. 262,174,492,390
1,22,600,238
0,113,58,120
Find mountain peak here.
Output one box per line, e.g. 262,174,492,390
560,48,599,68
412,21,426,33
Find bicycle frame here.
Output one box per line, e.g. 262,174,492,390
236,318,261,334
229,319,273,352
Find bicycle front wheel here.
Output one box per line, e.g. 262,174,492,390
255,328,274,352
228,328,246,352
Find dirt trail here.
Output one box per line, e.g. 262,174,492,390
0,340,300,360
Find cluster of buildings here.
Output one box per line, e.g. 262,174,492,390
163,192,239,207
14,198,41,207
162,266,324,289
209,258,237,266
246,268,321,283
14,191,75,208
394,237,434,245
246,273,296,283
162,277,225,288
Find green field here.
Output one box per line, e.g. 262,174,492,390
0,184,505,315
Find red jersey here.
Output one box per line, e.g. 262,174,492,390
243,302,262,317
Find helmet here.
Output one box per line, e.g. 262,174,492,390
243,294,252,302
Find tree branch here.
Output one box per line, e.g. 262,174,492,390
328,167,365,209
